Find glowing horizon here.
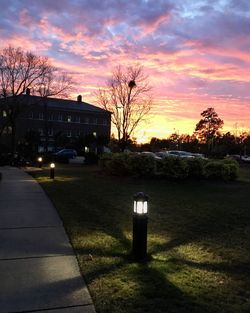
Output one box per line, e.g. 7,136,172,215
1,0,250,142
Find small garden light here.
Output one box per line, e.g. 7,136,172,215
50,162,55,179
132,192,148,262
38,157,43,168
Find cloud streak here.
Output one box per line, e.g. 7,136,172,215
0,0,250,139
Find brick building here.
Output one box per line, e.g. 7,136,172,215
0,92,111,153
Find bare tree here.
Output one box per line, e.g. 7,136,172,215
0,46,72,153
97,65,152,151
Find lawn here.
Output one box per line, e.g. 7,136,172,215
30,164,250,313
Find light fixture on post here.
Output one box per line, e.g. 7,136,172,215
132,192,148,262
38,157,43,168
50,163,55,179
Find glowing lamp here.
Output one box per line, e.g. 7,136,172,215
50,163,55,179
133,192,148,214
38,157,43,168
132,192,149,262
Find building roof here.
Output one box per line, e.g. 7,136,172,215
2,95,111,115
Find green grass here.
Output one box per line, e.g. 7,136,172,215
30,164,250,313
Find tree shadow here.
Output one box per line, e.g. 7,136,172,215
168,257,250,276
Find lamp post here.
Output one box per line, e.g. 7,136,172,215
132,192,148,262
50,163,55,179
38,157,43,168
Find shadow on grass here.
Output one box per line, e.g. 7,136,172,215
168,257,250,276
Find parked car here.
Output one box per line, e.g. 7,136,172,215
241,156,250,163
167,150,195,158
140,151,162,160
53,149,77,159
190,153,207,159
155,151,169,158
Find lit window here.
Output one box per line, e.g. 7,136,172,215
67,115,71,122
3,126,12,134
3,110,7,117
93,132,97,137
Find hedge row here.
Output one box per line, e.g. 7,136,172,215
99,153,239,181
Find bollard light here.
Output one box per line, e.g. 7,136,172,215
50,163,55,179
132,192,148,262
38,157,43,168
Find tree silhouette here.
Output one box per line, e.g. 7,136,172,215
97,64,152,151
0,46,72,154
195,108,223,153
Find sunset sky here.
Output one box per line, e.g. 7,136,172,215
1,0,250,141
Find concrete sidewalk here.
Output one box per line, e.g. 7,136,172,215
0,166,96,313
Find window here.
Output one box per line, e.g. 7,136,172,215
75,116,80,123
48,114,54,121
28,112,33,119
48,129,54,136
3,126,12,134
58,114,63,122
76,130,81,137
93,132,97,137
3,110,7,117
84,117,89,124
66,130,71,137
38,128,44,136
39,112,44,120
67,115,71,122
93,118,97,124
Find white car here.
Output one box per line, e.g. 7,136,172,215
140,151,162,160
167,150,195,158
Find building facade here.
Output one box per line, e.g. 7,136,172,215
0,93,111,153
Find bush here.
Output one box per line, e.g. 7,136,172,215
205,159,239,181
186,158,206,179
222,158,239,180
127,153,156,177
105,153,130,176
84,152,99,165
41,154,69,164
99,153,113,170
161,156,189,179
99,153,239,182
54,155,70,164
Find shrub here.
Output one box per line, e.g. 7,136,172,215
54,155,70,164
127,153,156,177
222,159,239,180
105,153,130,176
161,156,189,179
204,161,230,181
99,153,113,170
205,159,239,181
84,152,99,165
186,158,206,179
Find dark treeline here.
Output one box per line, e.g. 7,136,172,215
141,131,250,157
